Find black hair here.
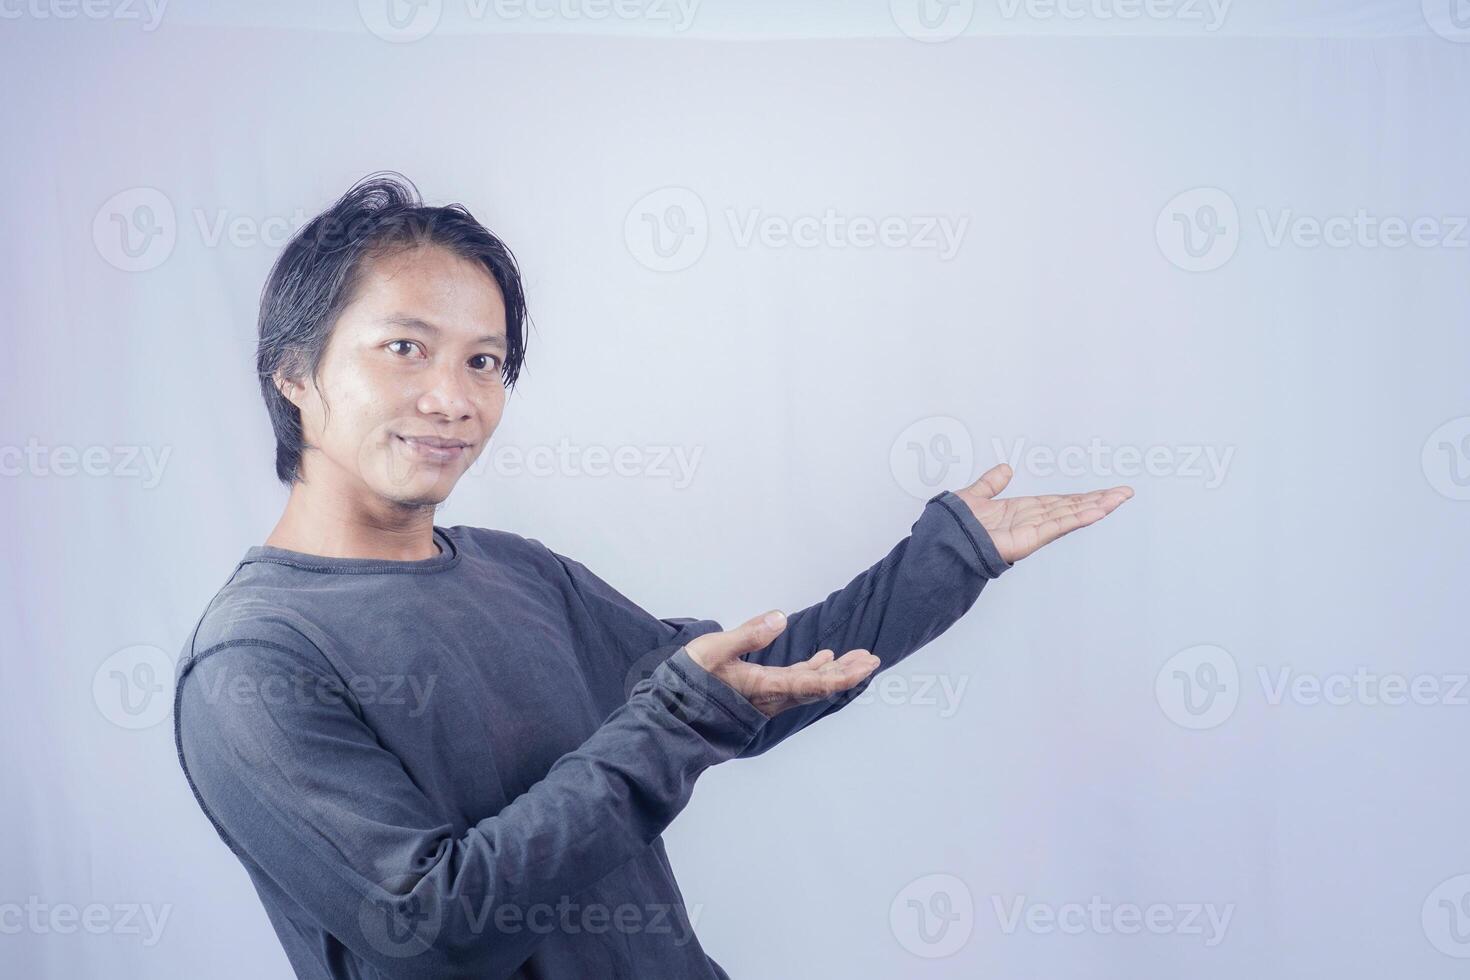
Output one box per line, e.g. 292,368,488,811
256,171,530,485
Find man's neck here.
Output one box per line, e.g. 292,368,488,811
265,481,440,561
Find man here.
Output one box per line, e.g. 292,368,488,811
173,172,1133,979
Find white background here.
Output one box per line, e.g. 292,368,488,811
3,1,1469,976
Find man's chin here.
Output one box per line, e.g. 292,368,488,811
371,472,462,509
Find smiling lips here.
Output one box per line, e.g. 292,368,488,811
394,434,472,462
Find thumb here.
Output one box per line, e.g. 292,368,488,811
685,610,787,668
965,462,1013,500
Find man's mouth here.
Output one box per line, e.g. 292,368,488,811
394,434,472,462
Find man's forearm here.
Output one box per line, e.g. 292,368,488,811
733,490,1010,758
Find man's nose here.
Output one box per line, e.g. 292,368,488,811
416,362,474,420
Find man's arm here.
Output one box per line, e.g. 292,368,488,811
554,466,1131,759
174,635,766,978
551,489,1009,760
729,489,1008,756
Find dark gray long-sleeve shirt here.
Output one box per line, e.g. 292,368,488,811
172,490,1011,979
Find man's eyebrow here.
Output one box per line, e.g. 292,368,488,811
381,314,506,349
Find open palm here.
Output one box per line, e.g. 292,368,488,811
953,463,1134,565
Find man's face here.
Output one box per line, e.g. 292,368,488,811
280,244,508,508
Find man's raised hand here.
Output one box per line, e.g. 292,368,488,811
954,462,1134,565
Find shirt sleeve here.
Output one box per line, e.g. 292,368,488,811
732,489,1010,757
551,489,1010,760
174,632,768,978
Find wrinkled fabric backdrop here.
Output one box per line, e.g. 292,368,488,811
3,1,1468,977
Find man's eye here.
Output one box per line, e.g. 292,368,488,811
387,340,422,357
469,354,501,371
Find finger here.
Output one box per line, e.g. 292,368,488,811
745,656,840,693
684,610,787,668
1049,486,1133,509
786,654,879,700
795,649,835,671
1033,485,1133,516
964,463,1013,501
1020,488,1128,540
817,649,874,671
743,651,877,703
1065,486,1133,507
1003,489,1115,524
1035,490,1129,524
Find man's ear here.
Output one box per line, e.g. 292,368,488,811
274,371,300,409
